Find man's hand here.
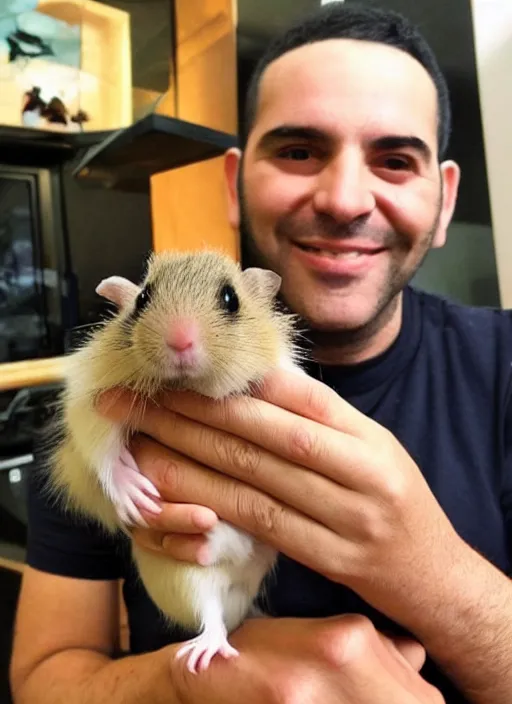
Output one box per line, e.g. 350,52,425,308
98,367,464,630
171,614,444,704
98,369,512,703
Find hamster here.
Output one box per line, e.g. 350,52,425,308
45,249,305,674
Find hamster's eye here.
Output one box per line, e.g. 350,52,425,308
219,284,239,315
135,283,152,314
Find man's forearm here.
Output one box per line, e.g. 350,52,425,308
405,539,512,704
12,645,181,704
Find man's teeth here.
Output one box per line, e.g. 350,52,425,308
302,246,363,259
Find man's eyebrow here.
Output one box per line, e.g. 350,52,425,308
370,135,432,164
256,125,329,149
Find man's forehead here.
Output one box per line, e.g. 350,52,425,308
252,38,438,142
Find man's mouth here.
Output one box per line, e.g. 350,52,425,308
294,242,382,259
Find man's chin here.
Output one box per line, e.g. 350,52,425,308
302,313,374,335
285,288,402,345
283,288,382,330
286,300,371,333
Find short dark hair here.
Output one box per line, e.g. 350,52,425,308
241,2,452,160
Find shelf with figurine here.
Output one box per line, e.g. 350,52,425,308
0,0,132,134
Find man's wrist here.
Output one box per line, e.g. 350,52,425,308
90,645,181,704
423,539,510,649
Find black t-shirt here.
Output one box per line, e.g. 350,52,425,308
25,285,512,703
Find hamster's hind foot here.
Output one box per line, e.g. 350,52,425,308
175,627,239,674
111,447,162,526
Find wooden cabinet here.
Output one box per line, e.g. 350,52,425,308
150,0,239,260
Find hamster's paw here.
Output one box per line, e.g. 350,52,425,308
175,628,239,674
111,447,161,527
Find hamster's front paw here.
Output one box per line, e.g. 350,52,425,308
111,447,162,527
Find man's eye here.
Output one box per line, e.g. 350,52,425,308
278,147,312,161
382,156,412,171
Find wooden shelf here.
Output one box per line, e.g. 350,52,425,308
0,123,112,168
73,113,238,192
0,356,66,392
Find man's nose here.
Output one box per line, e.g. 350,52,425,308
313,150,375,223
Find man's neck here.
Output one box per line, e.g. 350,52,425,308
310,292,404,367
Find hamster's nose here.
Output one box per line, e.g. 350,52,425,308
166,319,198,352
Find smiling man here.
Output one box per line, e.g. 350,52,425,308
10,4,512,704
233,36,457,354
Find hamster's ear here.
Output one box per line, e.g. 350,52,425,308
241,268,282,301
96,276,141,309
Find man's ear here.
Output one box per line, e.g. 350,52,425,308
224,147,242,230
431,160,461,249
96,276,141,309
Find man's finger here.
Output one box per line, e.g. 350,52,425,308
98,388,382,523
315,617,429,704
159,369,371,441
142,502,218,534
130,435,353,579
98,392,373,545
131,526,211,563
129,405,379,540
154,393,384,498
253,367,372,434
96,384,384,498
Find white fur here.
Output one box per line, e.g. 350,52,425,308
279,350,308,375
66,394,132,510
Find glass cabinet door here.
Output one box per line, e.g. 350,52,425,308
0,174,48,364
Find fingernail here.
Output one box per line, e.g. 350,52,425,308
193,509,217,530
196,546,212,566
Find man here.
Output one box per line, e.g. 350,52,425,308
9,3,512,703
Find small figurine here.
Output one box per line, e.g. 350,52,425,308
42,96,68,125
21,85,46,127
70,109,89,131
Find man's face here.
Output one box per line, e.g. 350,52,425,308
226,39,460,333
